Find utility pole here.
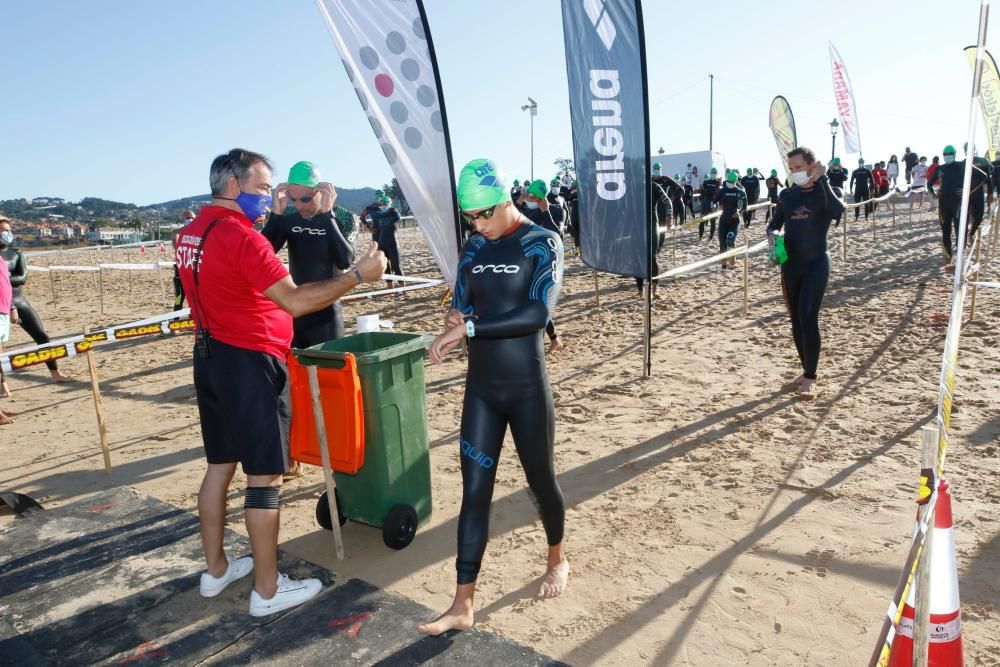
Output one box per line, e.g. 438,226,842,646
521,97,538,181
709,74,714,151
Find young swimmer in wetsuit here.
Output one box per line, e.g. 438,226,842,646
714,171,748,267
764,169,783,223
263,161,355,347
700,168,722,240
519,180,564,351
767,146,845,398
419,159,568,636
0,220,72,397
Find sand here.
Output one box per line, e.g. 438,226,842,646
1,205,998,666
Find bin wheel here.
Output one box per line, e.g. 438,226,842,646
316,491,347,530
382,504,418,550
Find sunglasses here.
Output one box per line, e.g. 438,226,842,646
288,193,315,204
460,203,500,224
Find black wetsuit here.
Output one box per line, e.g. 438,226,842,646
172,228,188,311
904,152,919,183
682,183,695,219
1,245,60,376
850,167,876,220
764,176,782,222
451,222,565,584
546,192,568,234
360,202,381,243
767,176,844,381
713,185,747,254
928,160,990,260
741,174,764,223
666,182,686,226
827,167,849,190
522,204,563,238
368,207,403,278
636,182,671,292
564,188,580,248
700,177,722,239
262,207,355,348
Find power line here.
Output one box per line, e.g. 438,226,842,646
649,76,709,109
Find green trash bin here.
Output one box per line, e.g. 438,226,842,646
292,331,434,550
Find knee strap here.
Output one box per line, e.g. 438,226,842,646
245,486,280,510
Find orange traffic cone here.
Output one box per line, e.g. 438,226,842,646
887,587,915,666
139,245,146,254
158,242,165,254
887,479,964,667
927,479,963,666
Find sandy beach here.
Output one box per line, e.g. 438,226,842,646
1,205,998,665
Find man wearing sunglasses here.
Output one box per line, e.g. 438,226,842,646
263,161,356,349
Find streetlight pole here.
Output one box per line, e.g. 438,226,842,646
521,97,538,181
709,74,714,151
829,118,840,162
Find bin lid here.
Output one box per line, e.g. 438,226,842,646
293,331,434,366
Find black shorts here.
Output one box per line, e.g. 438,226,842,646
193,339,290,475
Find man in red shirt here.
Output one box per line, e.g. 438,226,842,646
177,148,386,617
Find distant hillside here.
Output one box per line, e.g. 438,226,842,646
149,187,379,215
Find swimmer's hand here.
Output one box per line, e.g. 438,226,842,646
356,241,388,283
444,308,465,331
429,324,466,364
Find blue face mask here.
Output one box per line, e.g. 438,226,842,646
0,231,13,245
234,191,272,222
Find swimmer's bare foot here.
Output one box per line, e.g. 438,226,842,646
0,412,14,426
797,378,817,399
49,370,72,383
548,336,564,353
417,599,474,636
0,381,10,398
539,557,570,599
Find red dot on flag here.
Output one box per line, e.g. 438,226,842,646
375,74,394,97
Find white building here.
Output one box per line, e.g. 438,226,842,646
85,228,140,244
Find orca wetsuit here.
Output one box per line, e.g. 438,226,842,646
1,245,59,375
521,206,563,340
369,206,404,278
767,175,844,381
827,167,849,190
765,176,782,223
741,174,764,223
714,185,747,254
928,160,990,260
262,206,355,348
850,167,875,220
451,222,565,584
700,177,722,239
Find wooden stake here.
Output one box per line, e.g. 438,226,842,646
48,268,57,305
98,267,105,316
127,266,134,294
157,266,168,310
913,425,940,667
307,364,345,560
891,198,896,230
84,327,113,475
89,251,99,290
969,230,984,322
742,235,749,318
842,216,848,261
593,269,600,309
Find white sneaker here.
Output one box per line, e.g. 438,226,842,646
199,555,254,598
248,573,322,617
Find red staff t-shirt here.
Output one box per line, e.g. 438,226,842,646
176,206,292,360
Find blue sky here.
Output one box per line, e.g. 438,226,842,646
0,0,989,205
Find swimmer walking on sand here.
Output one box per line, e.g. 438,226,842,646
418,159,569,636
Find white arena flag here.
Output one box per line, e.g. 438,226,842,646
829,42,862,155
315,0,461,284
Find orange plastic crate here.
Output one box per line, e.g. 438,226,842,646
287,352,365,474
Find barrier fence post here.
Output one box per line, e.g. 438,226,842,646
89,251,99,290
843,215,848,261
672,225,677,264
48,267,57,305
873,197,878,242
593,269,600,309
742,234,749,318
892,197,896,230
98,267,105,316
913,425,940,667
969,230,984,322
157,267,168,310
306,364,346,560
84,327,113,475
990,207,1000,261
127,265,134,293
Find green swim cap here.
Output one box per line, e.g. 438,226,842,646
527,179,548,199
746,168,753,175
727,171,738,183
513,180,520,186
770,169,778,176
379,196,391,205
374,189,384,197
524,177,531,185
710,167,718,174
674,173,681,179
550,178,560,186
288,161,321,188
652,162,662,170
832,157,840,165
457,158,511,211
943,144,956,155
